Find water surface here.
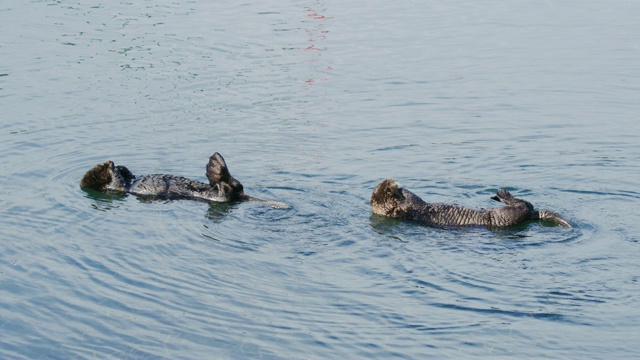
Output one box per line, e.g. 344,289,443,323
2,0,640,358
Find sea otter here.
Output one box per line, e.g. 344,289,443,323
371,179,571,228
80,152,289,208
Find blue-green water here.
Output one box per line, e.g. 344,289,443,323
2,1,640,358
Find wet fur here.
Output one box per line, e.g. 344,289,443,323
81,153,244,202
371,179,571,228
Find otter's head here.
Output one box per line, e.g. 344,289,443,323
370,179,406,218
80,161,133,192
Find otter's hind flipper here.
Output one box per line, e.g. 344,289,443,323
206,152,232,186
205,152,244,198
491,189,517,204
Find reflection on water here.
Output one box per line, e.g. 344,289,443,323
303,1,333,84
83,190,128,211
1,0,640,359
205,201,242,223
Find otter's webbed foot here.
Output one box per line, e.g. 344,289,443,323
207,152,232,186
491,189,516,204
205,152,244,199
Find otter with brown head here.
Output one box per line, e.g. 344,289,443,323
371,179,571,228
370,179,409,218
80,161,134,192
81,152,288,208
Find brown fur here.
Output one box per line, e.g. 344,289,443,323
80,152,288,208
371,179,571,228
80,161,114,190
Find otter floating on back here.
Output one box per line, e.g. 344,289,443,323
80,152,289,208
371,179,571,228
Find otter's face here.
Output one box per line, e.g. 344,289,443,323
80,161,114,190
80,161,131,192
370,179,406,218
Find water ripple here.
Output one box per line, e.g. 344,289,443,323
3,0,640,358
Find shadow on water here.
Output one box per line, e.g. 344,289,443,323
205,200,242,223
82,186,246,220
370,213,572,233
82,188,128,211
369,213,580,248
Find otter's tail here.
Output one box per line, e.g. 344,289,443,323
536,210,572,228
241,194,291,209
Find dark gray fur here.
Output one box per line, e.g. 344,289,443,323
81,153,244,202
371,179,571,228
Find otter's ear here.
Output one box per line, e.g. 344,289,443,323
80,162,112,190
